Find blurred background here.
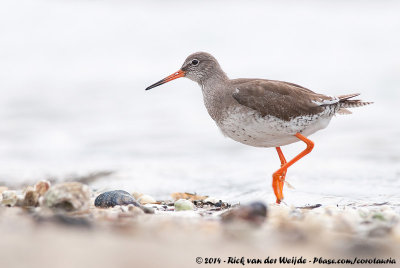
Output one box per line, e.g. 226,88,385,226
0,0,399,206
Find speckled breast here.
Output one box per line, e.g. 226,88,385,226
217,106,333,148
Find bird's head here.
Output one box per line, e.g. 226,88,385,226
145,52,226,90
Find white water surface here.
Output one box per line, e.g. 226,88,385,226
0,0,399,207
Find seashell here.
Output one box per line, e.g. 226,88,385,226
94,190,140,208
137,194,156,204
174,199,194,211
1,190,18,206
43,182,91,212
35,180,51,196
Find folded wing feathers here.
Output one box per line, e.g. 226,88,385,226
338,93,361,100
337,93,373,108
314,93,373,110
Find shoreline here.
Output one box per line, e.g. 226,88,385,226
1,181,400,268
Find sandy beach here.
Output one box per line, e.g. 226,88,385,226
1,181,400,268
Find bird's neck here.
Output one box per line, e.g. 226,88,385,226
198,66,229,88
199,74,231,122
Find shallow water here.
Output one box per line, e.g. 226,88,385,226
0,0,399,207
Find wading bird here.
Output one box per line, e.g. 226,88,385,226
146,52,372,203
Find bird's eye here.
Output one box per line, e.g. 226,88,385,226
191,59,199,66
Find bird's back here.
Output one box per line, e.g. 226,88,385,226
230,78,371,121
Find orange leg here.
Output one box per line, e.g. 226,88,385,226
272,133,314,204
275,147,287,203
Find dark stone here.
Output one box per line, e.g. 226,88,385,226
141,206,155,214
221,201,267,225
94,190,140,208
248,201,267,218
215,200,222,207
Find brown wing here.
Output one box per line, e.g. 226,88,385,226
232,79,335,121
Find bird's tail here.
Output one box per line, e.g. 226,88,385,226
336,93,373,114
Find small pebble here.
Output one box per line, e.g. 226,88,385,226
1,190,18,206
372,213,386,221
204,197,219,204
174,199,194,211
221,201,267,225
23,190,40,207
43,182,91,212
140,205,155,214
94,190,140,208
137,194,156,204
123,204,145,215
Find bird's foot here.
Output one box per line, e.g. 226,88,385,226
272,171,286,204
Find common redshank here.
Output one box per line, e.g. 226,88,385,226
145,52,372,203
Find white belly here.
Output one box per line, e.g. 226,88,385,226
217,106,333,148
